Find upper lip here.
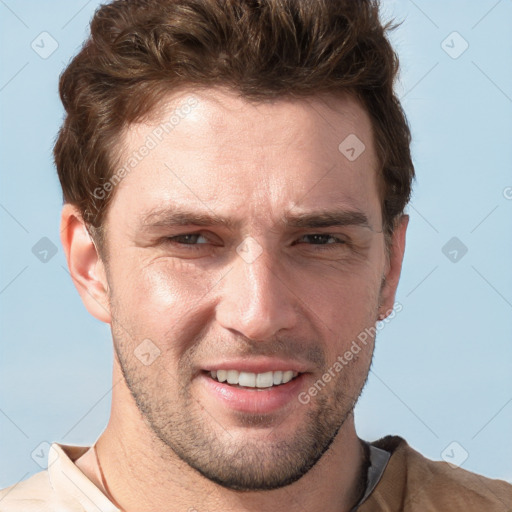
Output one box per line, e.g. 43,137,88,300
201,358,310,374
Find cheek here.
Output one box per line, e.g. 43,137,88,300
132,258,210,305
110,259,223,347
303,254,382,306
301,263,382,360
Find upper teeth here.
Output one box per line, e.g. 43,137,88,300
211,370,298,388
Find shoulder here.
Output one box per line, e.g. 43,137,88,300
0,471,57,511
0,443,103,512
363,435,512,512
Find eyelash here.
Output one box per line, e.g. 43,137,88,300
165,233,348,250
295,234,347,248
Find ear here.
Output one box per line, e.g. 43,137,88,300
60,204,111,324
378,214,408,319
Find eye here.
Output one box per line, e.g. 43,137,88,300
168,233,209,245
159,232,222,259
296,234,347,246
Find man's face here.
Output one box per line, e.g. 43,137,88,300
99,89,399,490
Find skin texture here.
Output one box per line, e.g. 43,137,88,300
64,88,408,512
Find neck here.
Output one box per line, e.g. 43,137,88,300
80,363,367,512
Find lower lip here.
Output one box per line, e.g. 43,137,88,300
198,372,307,414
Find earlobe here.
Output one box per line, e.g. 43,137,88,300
60,204,111,324
378,214,409,319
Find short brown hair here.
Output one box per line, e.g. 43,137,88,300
54,0,414,249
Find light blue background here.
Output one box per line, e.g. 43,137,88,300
1,0,511,490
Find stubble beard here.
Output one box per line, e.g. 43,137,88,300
112,326,374,491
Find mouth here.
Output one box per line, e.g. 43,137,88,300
205,369,301,389
198,368,308,414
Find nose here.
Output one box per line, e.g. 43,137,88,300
215,241,298,341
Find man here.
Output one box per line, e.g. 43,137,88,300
1,0,510,510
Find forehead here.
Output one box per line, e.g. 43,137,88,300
108,87,381,230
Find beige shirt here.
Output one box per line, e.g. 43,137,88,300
0,436,510,511
0,444,117,512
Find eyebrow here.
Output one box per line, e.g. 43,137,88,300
139,206,372,231
282,210,372,229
